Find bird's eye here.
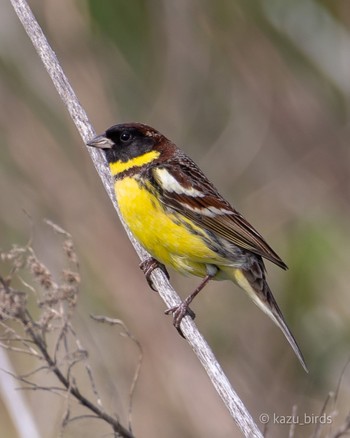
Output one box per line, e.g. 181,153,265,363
120,131,131,142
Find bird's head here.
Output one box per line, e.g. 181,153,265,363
87,123,174,176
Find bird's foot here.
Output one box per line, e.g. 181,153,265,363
165,273,214,337
165,301,196,338
139,257,169,291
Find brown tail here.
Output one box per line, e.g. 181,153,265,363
225,259,308,373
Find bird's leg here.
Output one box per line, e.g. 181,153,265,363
165,272,214,335
139,257,169,291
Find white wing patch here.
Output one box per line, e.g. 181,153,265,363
179,204,233,217
155,168,205,197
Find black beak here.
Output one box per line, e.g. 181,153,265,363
87,133,114,149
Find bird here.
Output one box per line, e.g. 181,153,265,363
87,122,307,372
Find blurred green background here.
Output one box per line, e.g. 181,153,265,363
1,0,350,437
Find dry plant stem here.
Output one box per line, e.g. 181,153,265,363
22,313,134,438
90,315,144,434
10,0,263,436
0,279,134,438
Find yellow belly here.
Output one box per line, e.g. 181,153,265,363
115,177,220,277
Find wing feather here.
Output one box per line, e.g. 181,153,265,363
150,155,287,270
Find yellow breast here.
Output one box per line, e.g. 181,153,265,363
115,176,220,277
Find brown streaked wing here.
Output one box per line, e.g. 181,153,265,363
150,155,287,270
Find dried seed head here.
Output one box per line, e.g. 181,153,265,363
0,280,27,320
27,255,54,289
